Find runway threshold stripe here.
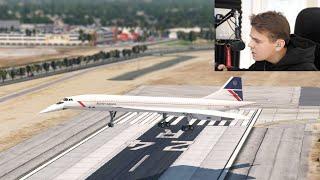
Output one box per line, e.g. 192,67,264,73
203,121,210,126
208,121,216,126
170,116,184,125
229,119,239,126
130,112,149,124
218,120,227,126
114,112,133,123
189,119,197,125
197,120,207,126
117,113,137,124
134,113,154,124
140,113,159,124
143,114,162,125
165,115,175,122
128,155,150,172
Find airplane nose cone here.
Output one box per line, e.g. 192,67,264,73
39,104,64,114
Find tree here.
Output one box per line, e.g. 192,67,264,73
122,49,127,57
9,69,16,80
177,31,187,40
114,50,120,58
34,64,42,73
188,31,197,43
10,25,15,32
32,29,36,36
51,61,57,71
0,69,7,82
26,65,32,76
84,56,91,64
42,62,50,73
122,49,132,57
18,67,26,76
141,45,147,52
132,46,140,54
78,29,85,42
25,29,32,36
63,58,69,67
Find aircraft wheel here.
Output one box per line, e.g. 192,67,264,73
108,122,114,127
158,122,165,128
181,125,188,131
165,122,170,127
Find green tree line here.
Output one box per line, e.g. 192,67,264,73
0,0,212,30
0,44,147,82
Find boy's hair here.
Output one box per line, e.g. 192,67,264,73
250,11,290,44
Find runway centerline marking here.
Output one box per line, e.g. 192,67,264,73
129,155,150,172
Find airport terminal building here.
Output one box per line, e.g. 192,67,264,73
0,33,90,46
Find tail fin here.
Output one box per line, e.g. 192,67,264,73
204,77,243,101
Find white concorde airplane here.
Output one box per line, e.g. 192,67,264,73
40,77,255,131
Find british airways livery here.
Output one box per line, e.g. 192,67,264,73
40,77,255,131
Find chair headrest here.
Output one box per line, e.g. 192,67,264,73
294,7,320,44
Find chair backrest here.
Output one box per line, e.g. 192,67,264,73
294,7,320,70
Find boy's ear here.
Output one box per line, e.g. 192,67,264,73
275,39,285,51
276,39,286,48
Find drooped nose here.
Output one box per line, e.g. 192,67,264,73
39,103,65,114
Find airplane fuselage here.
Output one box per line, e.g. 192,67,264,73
63,94,253,111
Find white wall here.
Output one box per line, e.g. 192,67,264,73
239,0,319,68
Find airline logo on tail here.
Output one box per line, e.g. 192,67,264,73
204,77,243,101
223,77,243,101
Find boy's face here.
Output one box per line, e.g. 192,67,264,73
248,27,278,61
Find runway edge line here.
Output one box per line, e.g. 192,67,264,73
218,108,262,180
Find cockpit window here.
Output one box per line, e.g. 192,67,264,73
63,98,73,101
56,101,64,104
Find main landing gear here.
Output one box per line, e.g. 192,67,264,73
157,113,171,128
181,113,194,132
181,125,194,131
157,113,195,132
107,111,117,127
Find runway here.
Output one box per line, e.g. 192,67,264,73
0,85,318,180
22,108,259,180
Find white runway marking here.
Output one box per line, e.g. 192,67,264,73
208,120,216,126
197,120,207,126
218,109,262,180
218,120,227,126
188,119,197,125
140,113,159,124
229,119,239,126
114,112,133,123
129,155,150,172
20,123,112,180
165,115,175,122
170,116,184,125
117,112,138,124
130,112,149,124
142,114,162,125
